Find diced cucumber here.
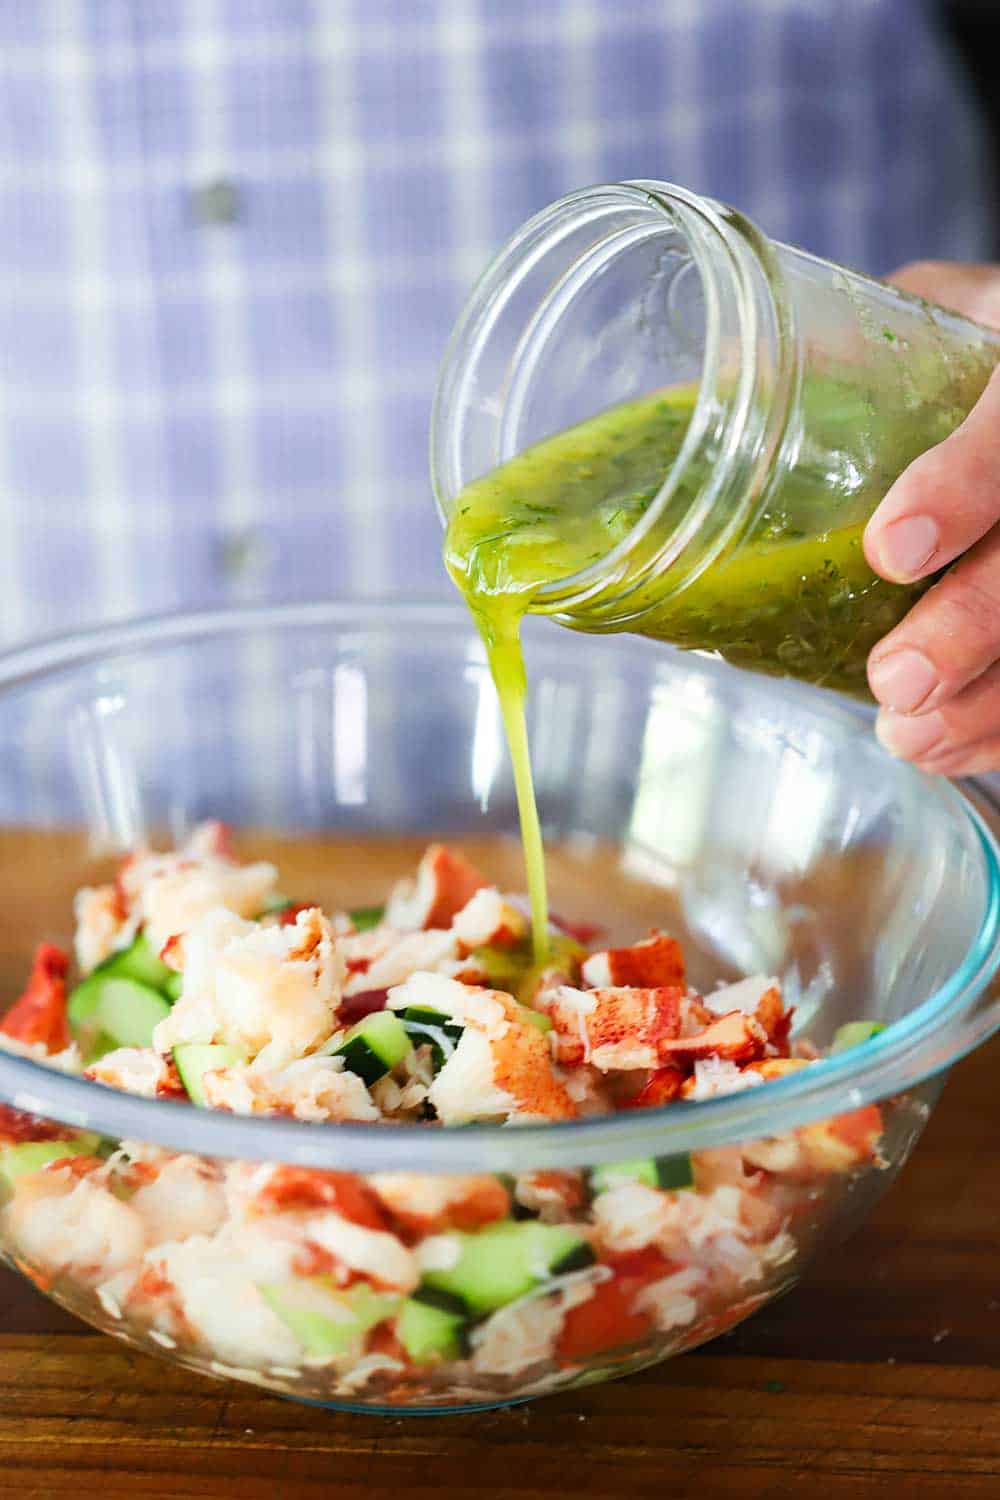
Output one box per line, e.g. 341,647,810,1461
93,978,171,1050
69,931,180,1049
334,1010,412,1086
67,974,106,1032
397,1291,469,1364
655,1153,696,1190
80,1033,119,1066
91,930,174,992
401,1006,464,1072
832,1020,886,1054
173,1043,246,1106
0,1137,100,1199
258,1278,400,1359
349,905,385,933
589,1153,695,1195
422,1221,595,1316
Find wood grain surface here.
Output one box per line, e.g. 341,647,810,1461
0,829,998,1497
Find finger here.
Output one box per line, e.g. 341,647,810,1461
919,739,1000,778
875,657,1000,773
867,525,1000,713
887,261,1000,329
863,361,1000,585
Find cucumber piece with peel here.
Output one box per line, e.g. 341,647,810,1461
173,1043,246,1106
333,1009,412,1086
421,1220,595,1316
258,1279,400,1359
397,1291,470,1364
0,1137,101,1200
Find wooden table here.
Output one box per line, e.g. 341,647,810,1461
0,824,998,1497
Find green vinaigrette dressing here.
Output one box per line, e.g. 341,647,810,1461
444,384,951,958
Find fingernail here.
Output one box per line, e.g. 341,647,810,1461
876,709,944,759
868,648,938,712
874,515,940,581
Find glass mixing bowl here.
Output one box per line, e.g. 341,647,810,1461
0,602,998,1414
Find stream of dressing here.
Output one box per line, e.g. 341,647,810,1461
443,382,937,962
444,389,700,964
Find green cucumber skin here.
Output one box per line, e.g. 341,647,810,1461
397,1295,470,1363
590,1153,695,1195
258,1280,400,1359
422,1221,594,1316
400,1006,464,1072
91,931,173,992
334,1037,387,1087
334,1010,412,1085
0,1137,101,1196
95,979,171,1050
69,932,181,1045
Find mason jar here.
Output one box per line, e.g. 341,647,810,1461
431,181,1000,696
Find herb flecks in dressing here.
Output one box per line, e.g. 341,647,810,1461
445,377,962,957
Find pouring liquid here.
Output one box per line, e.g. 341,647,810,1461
444,383,941,958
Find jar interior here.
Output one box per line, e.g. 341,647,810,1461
498,216,708,460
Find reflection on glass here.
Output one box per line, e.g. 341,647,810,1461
626,675,723,876
71,692,144,853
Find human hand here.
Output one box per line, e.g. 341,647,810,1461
863,261,1000,775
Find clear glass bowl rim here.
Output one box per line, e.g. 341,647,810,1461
0,599,998,1174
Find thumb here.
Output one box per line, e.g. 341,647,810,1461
863,262,1000,585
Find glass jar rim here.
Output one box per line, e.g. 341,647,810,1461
0,600,998,1173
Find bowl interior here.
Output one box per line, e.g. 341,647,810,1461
0,604,990,1059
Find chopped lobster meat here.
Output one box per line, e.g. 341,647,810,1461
254,1167,389,1230
799,1105,884,1173
547,984,684,1071
428,995,579,1123
385,844,489,932
657,1009,768,1067
620,1065,686,1110
581,932,685,991
513,1170,587,1221
370,1173,510,1237
751,1058,809,1082
155,1058,188,1100
0,1102,76,1145
43,1154,104,1181
0,944,70,1054
755,986,793,1056
451,888,529,953
557,1248,676,1363
557,1273,653,1363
